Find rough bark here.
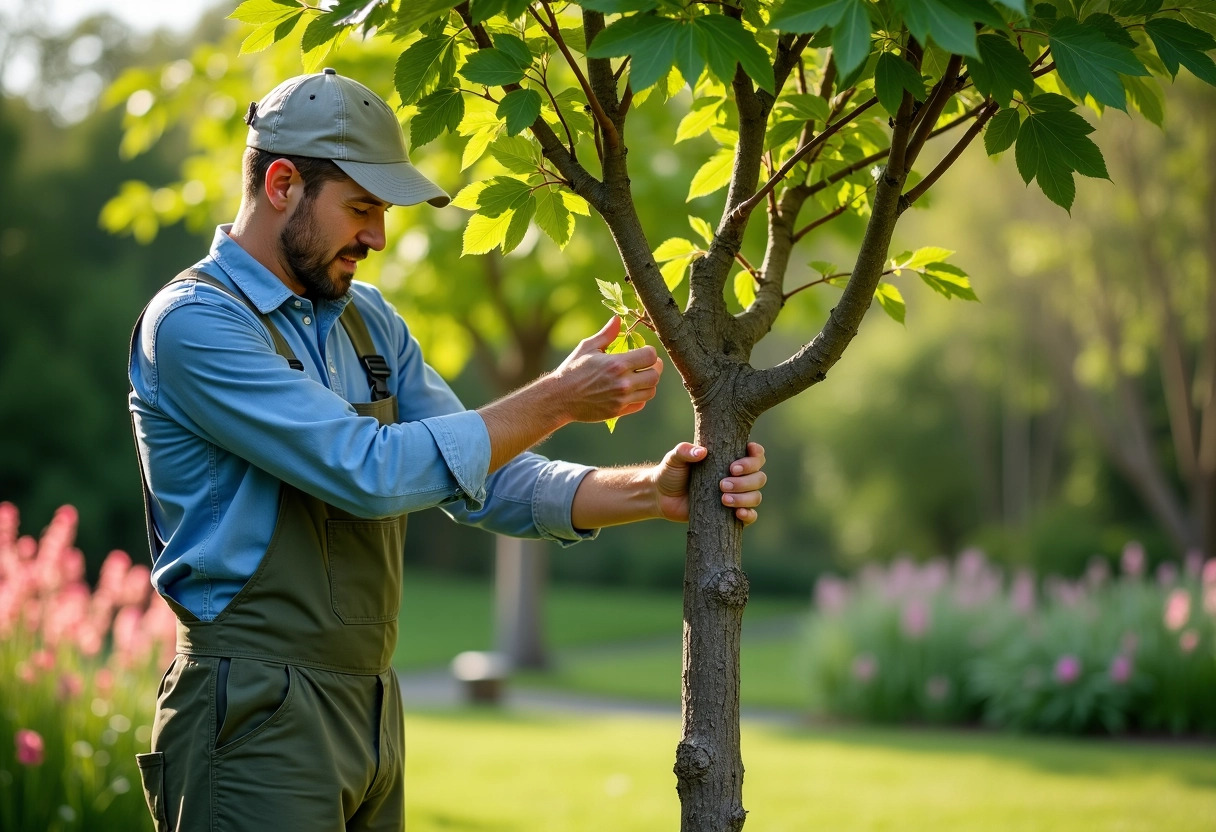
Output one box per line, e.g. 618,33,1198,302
676,380,754,832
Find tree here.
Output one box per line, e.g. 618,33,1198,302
114,0,1216,828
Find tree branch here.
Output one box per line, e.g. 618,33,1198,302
898,101,997,213
904,54,963,168
792,203,849,242
532,2,619,149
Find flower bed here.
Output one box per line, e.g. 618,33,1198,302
0,502,173,831
805,545,1216,734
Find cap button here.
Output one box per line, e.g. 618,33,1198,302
322,67,337,75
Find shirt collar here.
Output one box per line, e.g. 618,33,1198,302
207,224,351,316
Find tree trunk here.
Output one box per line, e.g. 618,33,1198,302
676,388,754,832
494,534,549,669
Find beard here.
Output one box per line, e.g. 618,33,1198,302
279,196,369,301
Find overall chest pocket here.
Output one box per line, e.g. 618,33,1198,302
325,517,404,624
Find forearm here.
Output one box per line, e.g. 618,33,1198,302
569,465,660,530
477,374,571,472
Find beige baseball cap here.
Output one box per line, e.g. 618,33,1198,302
245,68,450,208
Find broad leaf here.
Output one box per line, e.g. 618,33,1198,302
689,216,715,246
734,271,757,310
411,87,465,148
1145,18,1216,86
1122,75,1164,127
532,188,573,250
460,48,529,86
497,88,542,135
587,14,682,91
697,15,776,93
920,262,978,300
301,13,350,73
450,180,488,210
660,259,690,290
676,97,723,143
502,196,536,255
494,33,533,69
831,0,873,76
673,17,709,86
393,0,462,38
228,0,300,26
488,135,539,173
1109,0,1163,14
1014,109,1107,210
239,12,303,54
577,0,661,11
875,51,925,115
769,0,857,33
654,237,701,261
463,210,513,255
1048,17,1148,110
968,34,1034,107
596,278,630,316
394,36,455,105
476,176,532,216
895,246,954,271
897,0,980,57
779,93,831,122
984,108,1020,154
874,282,906,324
687,147,735,201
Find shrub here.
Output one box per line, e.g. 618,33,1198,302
0,502,173,831
805,545,1216,735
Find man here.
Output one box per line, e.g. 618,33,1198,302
129,68,766,832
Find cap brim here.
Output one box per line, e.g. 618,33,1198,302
333,159,450,208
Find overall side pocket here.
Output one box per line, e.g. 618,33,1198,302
135,751,169,831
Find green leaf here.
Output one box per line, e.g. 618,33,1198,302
809,260,837,275
228,0,300,26
1014,109,1108,210
675,97,723,143
779,93,831,122
587,14,682,92
1109,0,1162,15
502,195,535,255
687,147,735,201
450,180,488,210
696,15,775,93
394,36,455,105
1048,18,1149,111
393,0,462,38
547,88,595,138
875,52,925,116
673,18,709,86
874,282,906,324
494,33,533,69
578,0,661,11
659,259,688,289
734,271,757,309
990,0,1026,12
653,237,701,261
301,13,349,73
968,34,1034,108
689,216,714,246
497,88,542,136
920,262,978,300
766,117,808,151
463,210,513,255
1085,13,1137,49
489,135,539,173
1122,75,1164,127
239,11,304,54
1145,18,1216,86
534,186,574,248
1026,92,1076,112
411,87,465,148
896,246,955,270
769,0,856,32
560,191,591,216
984,108,1020,154
469,0,507,24
476,176,532,216
897,0,980,57
460,48,528,86
831,0,873,76
596,278,630,316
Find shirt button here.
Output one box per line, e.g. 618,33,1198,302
294,300,302,308
303,316,312,325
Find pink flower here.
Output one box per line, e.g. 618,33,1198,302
1179,630,1199,654
1011,570,1036,614
15,729,44,766
814,576,849,615
1164,589,1191,631
1054,654,1082,685
1109,654,1133,684
1205,585,1216,619
901,600,930,639
93,668,114,697
1121,542,1145,578
1085,557,1110,587
852,654,878,683
1156,562,1178,587
31,649,55,671
1204,559,1216,587
16,662,35,684
1184,550,1203,579
925,675,950,702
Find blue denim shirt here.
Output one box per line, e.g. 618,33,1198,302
130,225,595,620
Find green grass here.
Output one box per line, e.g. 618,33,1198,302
404,710,1216,831
394,569,805,671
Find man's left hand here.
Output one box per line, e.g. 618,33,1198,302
655,441,767,526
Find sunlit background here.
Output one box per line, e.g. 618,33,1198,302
1,1,1214,830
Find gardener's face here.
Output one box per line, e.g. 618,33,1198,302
279,176,388,301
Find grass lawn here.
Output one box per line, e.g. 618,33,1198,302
404,710,1216,832
394,569,805,671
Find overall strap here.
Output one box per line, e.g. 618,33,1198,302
172,268,304,371
338,300,392,402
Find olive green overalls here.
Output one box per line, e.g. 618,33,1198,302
132,270,408,832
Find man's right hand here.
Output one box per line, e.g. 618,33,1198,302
477,317,664,471
550,317,663,423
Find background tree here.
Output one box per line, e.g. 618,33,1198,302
111,0,1216,829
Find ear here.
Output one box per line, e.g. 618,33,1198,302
264,158,300,212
